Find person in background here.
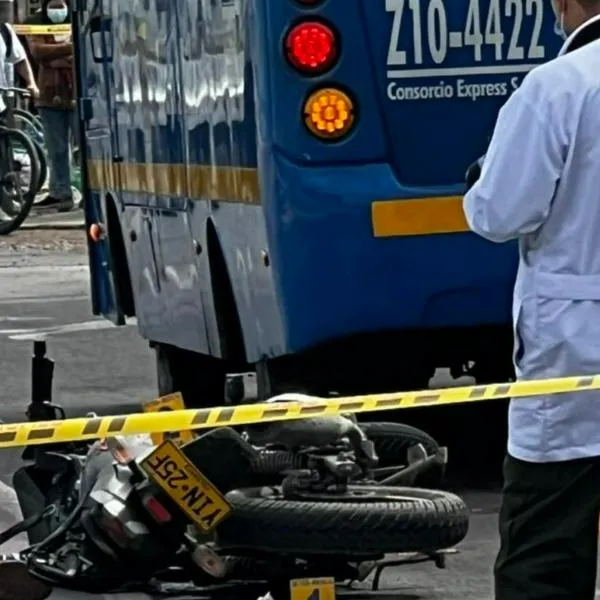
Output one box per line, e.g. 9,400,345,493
0,21,39,220
26,0,77,212
17,8,41,114
0,21,38,117
463,0,600,597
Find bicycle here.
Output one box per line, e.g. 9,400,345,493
0,87,42,235
1,86,44,137
0,87,47,193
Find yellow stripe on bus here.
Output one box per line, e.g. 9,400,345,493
87,161,469,236
371,196,469,237
86,160,260,205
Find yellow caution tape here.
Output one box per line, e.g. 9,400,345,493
13,24,71,35
0,374,599,449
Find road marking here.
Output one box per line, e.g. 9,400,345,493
0,265,90,305
7,319,135,340
0,266,87,273
0,295,89,305
0,317,52,322
0,329,34,335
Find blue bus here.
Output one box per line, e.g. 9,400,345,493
73,0,562,409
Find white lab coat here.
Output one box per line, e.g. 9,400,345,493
463,16,600,462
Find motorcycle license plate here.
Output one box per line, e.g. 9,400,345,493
140,439,232,533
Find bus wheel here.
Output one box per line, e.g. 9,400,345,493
155,343,227,408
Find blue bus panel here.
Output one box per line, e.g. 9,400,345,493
77,0,562,366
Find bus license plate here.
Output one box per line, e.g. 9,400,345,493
140,439,232,533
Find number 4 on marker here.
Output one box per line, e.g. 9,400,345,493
290,578,335,600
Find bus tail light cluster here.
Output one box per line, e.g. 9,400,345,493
285,5,356,141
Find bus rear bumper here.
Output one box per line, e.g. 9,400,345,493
264,157,517,354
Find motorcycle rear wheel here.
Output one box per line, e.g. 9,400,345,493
359,421,445,487
217,485,469,555
250,421,445,487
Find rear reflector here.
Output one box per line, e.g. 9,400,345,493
144,496,172,523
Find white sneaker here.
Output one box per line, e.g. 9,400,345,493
72,186,83,209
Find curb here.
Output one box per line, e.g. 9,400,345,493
20,221,85,231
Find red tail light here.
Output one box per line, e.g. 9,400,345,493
285,21,337,74
144,496,172,523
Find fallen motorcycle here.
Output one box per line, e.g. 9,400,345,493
0,406,469,600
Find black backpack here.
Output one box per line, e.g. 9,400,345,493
5,22,40,82
0,22,13,59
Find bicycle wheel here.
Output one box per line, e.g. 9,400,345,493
8,117,47,193
0,126,41,235
12,108,44,133
12,110,45,147
8,124,44,195
28,138,47,193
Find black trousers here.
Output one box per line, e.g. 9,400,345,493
495,454,600,600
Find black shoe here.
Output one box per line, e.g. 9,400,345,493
35,195,74,213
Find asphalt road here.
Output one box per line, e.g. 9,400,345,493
0,233,595,599
0,235,156,560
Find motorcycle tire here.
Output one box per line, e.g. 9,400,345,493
358,421,445,487
217,485,469,555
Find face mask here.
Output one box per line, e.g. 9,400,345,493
46,8,68,23
554,11,567,39
551,0,566,39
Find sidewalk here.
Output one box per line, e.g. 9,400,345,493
20,207,84,231
16,184,85,231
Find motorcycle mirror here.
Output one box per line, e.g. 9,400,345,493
0,561,52,600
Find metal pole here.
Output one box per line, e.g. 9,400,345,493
0,0,13,23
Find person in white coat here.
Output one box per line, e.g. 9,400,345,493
463,1,600,597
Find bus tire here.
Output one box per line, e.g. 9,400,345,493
217,485,469,555
155,343,227,408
